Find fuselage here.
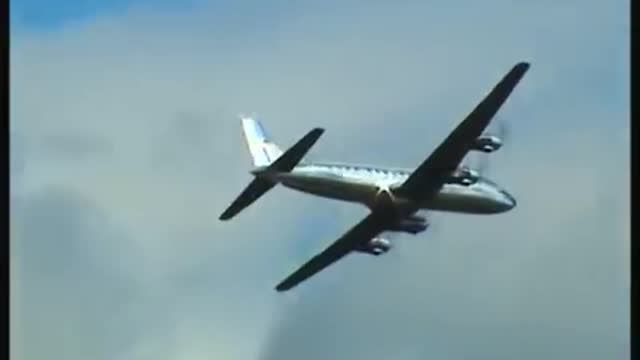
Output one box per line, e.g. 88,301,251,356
255,161,516,214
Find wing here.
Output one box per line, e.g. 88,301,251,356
399,62,530,200
275,211,390,292
274,63,529,292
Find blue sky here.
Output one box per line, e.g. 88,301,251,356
10,1,629,360
10,0,309,32
11,0,133,29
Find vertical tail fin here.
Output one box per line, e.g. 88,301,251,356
241,117,283,167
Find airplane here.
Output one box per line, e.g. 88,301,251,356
219,62,530,292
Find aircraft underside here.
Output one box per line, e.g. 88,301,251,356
219,61,529,291
274,171,510,214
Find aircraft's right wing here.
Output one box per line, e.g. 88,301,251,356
275,210,391,292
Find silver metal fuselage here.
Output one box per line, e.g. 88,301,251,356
256,162,516,214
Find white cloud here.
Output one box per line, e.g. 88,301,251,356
11,1,628,359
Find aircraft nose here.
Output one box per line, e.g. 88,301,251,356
500,190,517,210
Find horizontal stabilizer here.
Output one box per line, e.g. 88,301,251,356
219,127,325,221
267,128,324,172
219,178,275,221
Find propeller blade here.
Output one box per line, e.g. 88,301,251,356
476,154,490,175
496,118,511,146
475,118,511,175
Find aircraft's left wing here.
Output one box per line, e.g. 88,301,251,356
399,62,530,200
275,62,530,292
275,211,390,292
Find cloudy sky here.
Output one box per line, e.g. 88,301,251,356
10,1,629,359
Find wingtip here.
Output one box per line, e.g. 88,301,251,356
500,62,530,85
275,281,292,292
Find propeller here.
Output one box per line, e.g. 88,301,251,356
495,119,511,145
470,118,511,176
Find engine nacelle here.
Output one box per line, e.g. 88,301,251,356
446,167,479,186
472,135,502,153
356,237,392,256
388,215,430,234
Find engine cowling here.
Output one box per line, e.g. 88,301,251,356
388,215,430,234
356,237,392,256
446,167,479,186
472,135,502,153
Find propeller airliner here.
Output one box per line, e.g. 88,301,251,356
220,62,530,291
